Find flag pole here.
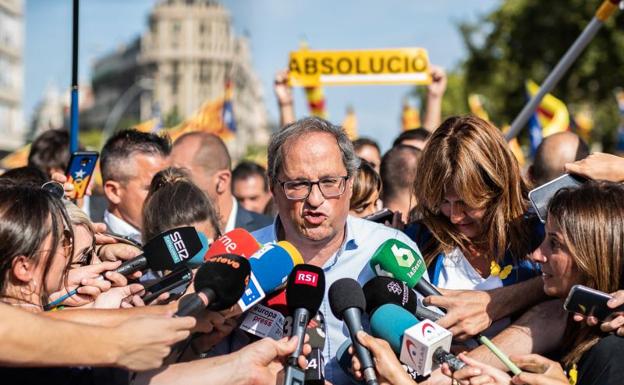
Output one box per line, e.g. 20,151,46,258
506,0,621,141
69,0,80,153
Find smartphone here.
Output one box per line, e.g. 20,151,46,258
142,265,193,304
65,151,99,200
364,208,394,224
528,174,584,223
564,285,624,321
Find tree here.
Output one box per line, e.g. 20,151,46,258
458,0,624,149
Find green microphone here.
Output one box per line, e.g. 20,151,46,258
369,239,441,297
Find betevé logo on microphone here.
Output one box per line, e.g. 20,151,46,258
295,271,319,286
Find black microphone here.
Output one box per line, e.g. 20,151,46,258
363,276,417,315
116,226,203,276
305,311,326,385
281,264,325,385
175,254,251,317
363,276,445,320
329,278,379,385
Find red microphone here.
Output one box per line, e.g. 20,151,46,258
205,228,261,260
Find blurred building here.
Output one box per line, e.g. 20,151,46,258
0,0,25,150
86,0,269,158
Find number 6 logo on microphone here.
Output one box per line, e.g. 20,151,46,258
392,244,415,268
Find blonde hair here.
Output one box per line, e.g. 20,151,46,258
548,181,624,367
63,200,95,234
414,115,530,263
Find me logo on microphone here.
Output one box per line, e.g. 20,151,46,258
166,231,189,262
219,234,238,254
295,271,319,287
420,322,438,341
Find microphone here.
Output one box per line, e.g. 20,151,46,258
44,226,205,310
305,311,326,385
116,226,204,276
235,241,304,313
369,239,442,298
185,231,210,268
329,278,379,385
363,277,444,321
204,228,261,260
369,304,465,376
281,265,325,385
175,254,251,317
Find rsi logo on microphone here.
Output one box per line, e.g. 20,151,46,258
295,271,319,287
166,231,189,263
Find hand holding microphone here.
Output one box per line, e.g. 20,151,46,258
279,264,325,385
349,331,418,385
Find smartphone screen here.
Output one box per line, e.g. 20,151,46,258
65,151,99,200
528,174,584,223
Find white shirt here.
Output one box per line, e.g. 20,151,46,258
437,247,509,338
224,196,238,233
253,215,428,385
103,209,142,244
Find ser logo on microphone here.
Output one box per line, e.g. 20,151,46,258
166,231,189,262
294,271,319,287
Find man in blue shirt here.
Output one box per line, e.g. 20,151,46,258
253,116,423,385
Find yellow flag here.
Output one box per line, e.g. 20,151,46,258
342,106,358,140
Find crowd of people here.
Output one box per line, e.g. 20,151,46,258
0,65,623,385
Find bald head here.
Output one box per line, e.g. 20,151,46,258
173,132,231,175
531,132,589,186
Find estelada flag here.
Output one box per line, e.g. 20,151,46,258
167,95,235,142
526,80,570,137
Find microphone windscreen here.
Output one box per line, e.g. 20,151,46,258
286,264,325,314
328,278,366,320
370,304,419,354
194,254,251,311
205,228,260,260
369,239,427,288
144,226,203,271
363,277,417,315
186,231,210,268
249,241,303,293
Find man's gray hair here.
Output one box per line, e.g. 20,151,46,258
267,117,360,186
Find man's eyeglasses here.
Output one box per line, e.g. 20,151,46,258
278,176,349,200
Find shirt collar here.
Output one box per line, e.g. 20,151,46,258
225,196,238,233
104,210,142,243
269,214,359,268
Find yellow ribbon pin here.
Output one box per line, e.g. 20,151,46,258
490,261,513,280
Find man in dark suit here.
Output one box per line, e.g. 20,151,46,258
170,132,271,233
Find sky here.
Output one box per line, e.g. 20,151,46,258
24,0,500,151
